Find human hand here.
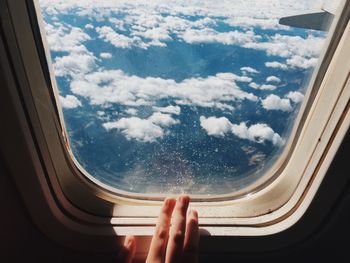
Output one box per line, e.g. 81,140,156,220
118,195,199,263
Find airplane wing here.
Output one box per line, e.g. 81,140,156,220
279,11,334,31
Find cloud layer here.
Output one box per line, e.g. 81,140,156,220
40,0,323,145
70,70,257,110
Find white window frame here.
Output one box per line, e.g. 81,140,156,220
0,0,349,256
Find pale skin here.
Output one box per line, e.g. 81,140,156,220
118,195,200,263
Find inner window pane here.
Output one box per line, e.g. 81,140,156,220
38,0,342,195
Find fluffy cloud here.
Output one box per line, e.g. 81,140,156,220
70,70,258,110
249,82,277,90
261,92,304,112
97,111,105,116
200,116,284,146
54,52,96,77
286,91,304,103
41,0,331,71
232,122,284,146
261,94,292,112
245,34,323,58
265,61,288,70
149,112,180,126
100,52,112,59
109,17,126,31
44,23,91,53
40,0,337,20
225,16,283,30
125,108,138,115
103,112,179,142
266,76,281,83
96,26,136,49
286,56,318,69
199,116,232,137
44,22,97,78
152,105,181,115
85,23,94,29
59,95,82,109
241,67,259,74
103,117,165,142
245,34,324,69
181,28,258,46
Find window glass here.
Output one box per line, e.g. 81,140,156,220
38,0,342,195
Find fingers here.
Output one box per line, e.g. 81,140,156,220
182,210,199,263
165,195,190,263
146,197,176,263
118,235,136,263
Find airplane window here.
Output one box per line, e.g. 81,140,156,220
37,0,343,195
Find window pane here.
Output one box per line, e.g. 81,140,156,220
38,0,342,195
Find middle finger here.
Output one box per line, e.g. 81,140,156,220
165,195,190,263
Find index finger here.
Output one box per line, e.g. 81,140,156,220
146,197,176,263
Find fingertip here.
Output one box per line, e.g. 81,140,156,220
162,197,176,214
178,195,190,210
119,235,136,263
189,209,198,220
179,194,190,203
124,235,136,250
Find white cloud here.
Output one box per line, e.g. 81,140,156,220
152,105,181,115
103,117,164,142
249,82,276,90
199,116,232,137
286,56,318,69
44,23,91,53
96,26,136,49
265,61,288,70
59,95,82,109
125,108,138,115
42,0,330,69
100,52,112,59
40,0,338,21
54,52,96,77
266,76,281,83
85,23,94,29
181,28,259,46
245,34,324,69
232,122,284,146
44,22,97,78
97,111,105,116
70,70,258,110
200,116,284,146
149,112,180,127
245,34,324,59
261,94,292,112
109,17,126,31
240,67,259,74
132,27,172,44
286,91,304,104
103,112,179,142
225,16,285,30
215,72,252,83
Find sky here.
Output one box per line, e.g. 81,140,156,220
38,0,342,194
